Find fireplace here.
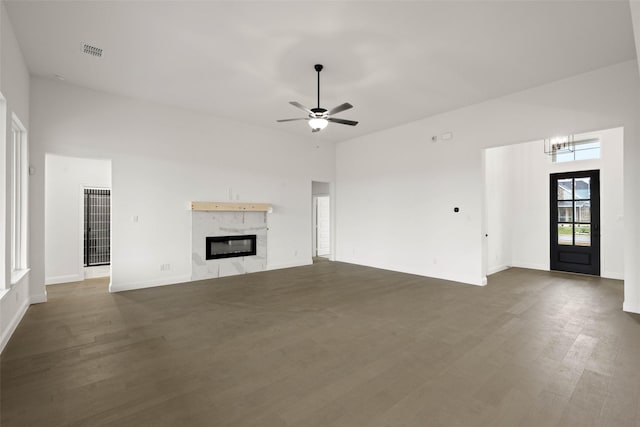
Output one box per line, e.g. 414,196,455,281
192,208,267,280
206,235,257,260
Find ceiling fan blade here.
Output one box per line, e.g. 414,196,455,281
328,117,358,126
328,102,353,115
277,118,308,122
289,101,313,115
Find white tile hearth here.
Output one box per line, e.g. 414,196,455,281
192,211,267,280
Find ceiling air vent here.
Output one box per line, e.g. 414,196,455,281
81,43,103,58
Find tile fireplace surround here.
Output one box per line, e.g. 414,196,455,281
191,208,268,280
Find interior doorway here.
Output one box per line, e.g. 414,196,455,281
45,154,112,285
312,181,331,263
84,188,111,268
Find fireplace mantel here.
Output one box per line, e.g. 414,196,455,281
191,201,272,212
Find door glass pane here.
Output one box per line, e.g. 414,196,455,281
575,224,591,247
557,179,573,200
574,201,591,223
558,224,573,245
575,177,591,200
557,201,573,222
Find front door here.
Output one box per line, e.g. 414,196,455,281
550,170,600,275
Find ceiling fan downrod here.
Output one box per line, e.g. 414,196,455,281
315,64,323,110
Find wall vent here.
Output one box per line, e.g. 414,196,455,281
81,43,103,58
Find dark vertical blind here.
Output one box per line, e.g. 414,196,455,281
84,188,111,266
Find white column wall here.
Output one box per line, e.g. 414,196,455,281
0,0,32,353
485,145,512,275
627,0,640,313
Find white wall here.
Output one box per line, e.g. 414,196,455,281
29,77,336,293
336,61,640,313
44,154,111,284
337,127,483,284
486,127,624,279
0,0,33,353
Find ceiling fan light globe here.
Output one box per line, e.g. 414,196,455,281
308,118,328,131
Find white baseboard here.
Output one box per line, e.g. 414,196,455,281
85,265,110,279
601,271,624,280
45,274,83,285
466,277,486,286
335,257,487,286
267,260,312,271
510,261,548,271
109,274,191,293
334,256,357,265
623,301,640,314
0,298,29,354
510,264,623,281
30,293,47,304
110,262,315,293
487,265,510,276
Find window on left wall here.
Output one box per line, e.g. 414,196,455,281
11,114,28,284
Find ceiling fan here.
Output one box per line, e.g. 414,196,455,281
277,64,358,133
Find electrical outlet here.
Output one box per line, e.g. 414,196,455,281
160,263,171,271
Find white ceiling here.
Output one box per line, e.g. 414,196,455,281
5,1,637,142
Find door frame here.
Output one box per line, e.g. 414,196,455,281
311,180,334,261
314,195,330,257
549,169,601,275
312,196,318,257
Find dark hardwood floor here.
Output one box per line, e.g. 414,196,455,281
2,263,639,426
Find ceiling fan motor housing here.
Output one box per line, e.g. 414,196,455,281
310,107,328,118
